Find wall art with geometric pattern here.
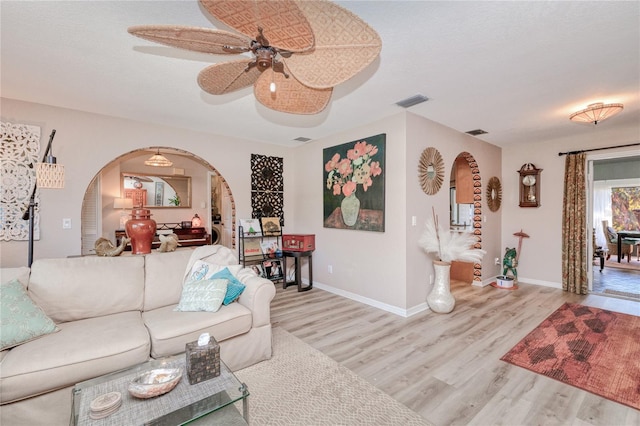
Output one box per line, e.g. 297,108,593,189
0,121,41,241
250,154,284,226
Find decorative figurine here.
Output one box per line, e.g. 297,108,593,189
502,230,530,284
94,237,130,257
158,233,180,252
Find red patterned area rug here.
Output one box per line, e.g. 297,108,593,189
501,303,640,410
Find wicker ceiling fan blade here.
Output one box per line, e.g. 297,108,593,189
198,60,261,95
127,25,251,55
286,1,382,89
254,69,332,115
200,0,314,52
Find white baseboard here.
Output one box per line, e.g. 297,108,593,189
310,280,429,318
304,276,561,318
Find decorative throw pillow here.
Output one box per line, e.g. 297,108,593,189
607,226,618,243
185,260,225,284
210,267,246,305
174,279,228,312
1,279,59,350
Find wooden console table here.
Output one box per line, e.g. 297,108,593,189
116,224,211,251
282,250,313,292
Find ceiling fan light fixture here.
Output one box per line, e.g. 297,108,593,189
145,150,173,167
569,102,623,125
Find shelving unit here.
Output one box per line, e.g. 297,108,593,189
238,225,283,282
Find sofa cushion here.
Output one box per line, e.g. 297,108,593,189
28,256,145,323
0,311,150,404
143,250,194,311
174,278,227,312
143,303,252,358
1,279,59,350
1,267,30,287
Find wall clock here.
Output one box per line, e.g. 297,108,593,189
486,176,502,212
418,147,444,195
518,163,542,207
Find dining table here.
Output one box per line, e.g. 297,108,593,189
617,230,640,263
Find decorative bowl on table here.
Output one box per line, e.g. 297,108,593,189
128,368,182,399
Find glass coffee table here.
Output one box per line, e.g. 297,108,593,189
71,355,248,425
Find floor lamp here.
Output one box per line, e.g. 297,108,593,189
22,129,65,267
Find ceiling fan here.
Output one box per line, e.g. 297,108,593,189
128,0,381,115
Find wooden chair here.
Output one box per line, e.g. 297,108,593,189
602,220,632,262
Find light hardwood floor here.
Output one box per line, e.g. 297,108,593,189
271,280,640,426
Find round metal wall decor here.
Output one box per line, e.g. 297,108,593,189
418,147,444,195
486,176,502,212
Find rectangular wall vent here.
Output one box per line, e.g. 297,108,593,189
395,94,429,108
465,129,488,136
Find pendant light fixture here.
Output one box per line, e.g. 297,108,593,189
569,102,623,125
144,149,173,167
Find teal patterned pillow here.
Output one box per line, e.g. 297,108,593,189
1,279,59,350
174,279,228,312
210,268,246,305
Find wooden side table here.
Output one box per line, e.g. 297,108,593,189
282,250,313,292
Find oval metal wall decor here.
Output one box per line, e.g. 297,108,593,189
486,176,502,212
418,147,444,195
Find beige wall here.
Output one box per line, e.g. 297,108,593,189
1,98,292,267
4,97,635,313
501,124,639,288
290,112,502,313
405,112,502,309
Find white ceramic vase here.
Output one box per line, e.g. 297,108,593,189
341,193,360,226
427,260,455,313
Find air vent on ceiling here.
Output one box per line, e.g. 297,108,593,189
293,136,312,142
465,129,488,136
395,94,429,108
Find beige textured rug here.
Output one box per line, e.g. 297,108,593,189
233,327,430,425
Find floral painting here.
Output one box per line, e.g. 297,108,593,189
323,134,385,231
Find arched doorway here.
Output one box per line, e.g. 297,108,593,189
450,151,483,284
80,147,236,254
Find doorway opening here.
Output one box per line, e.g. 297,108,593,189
587,153,640,300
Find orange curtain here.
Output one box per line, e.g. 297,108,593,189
562,153,587,294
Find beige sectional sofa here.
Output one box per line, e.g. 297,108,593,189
0,246,276,425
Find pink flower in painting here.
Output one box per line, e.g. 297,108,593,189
342,181,357,197
370,161,382,177
347,141,368,160
325,139,383,199
325,153,341,173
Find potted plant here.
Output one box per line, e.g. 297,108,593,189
418,209,485,313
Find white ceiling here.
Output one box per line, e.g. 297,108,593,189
2,1,639,148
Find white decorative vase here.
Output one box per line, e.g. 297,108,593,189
427,260,455,313
341,193,360,226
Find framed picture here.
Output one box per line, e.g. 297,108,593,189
323,134,386,232
250,263,265,278
263,260,283,280
239,218,262,236
260,239,281,259
243,239,262,257
261,217,281,236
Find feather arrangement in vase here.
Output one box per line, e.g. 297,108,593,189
418,208,486,263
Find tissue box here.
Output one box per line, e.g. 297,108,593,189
185,336,220,384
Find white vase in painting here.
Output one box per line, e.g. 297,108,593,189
427,260,455,313
340,193,360,226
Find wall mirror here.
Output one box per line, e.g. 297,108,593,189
418,147,444,195
122,173,191,208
